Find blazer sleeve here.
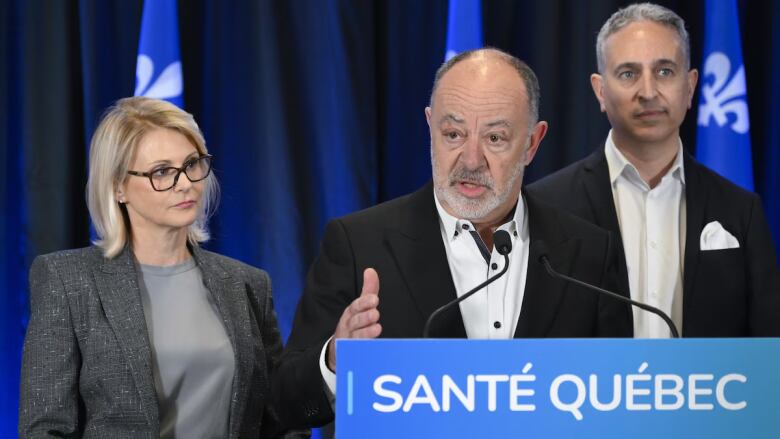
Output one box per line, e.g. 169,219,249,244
272,219,358,428
19,255,83,438
745,195,780,336
244,270,311,439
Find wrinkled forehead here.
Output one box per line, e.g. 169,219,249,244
431,61,528,123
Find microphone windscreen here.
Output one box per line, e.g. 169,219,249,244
494,230,513,255
534,240,550,263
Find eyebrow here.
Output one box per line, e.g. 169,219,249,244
438,114,465,125
146,152,200,168
654,59,679,68
613,58,679,73
484,120,511,129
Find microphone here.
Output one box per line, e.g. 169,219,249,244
423,229,513,338
534,240,680,338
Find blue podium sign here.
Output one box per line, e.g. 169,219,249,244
336,339,780,438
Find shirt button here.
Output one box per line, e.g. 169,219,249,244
491,262,498,270
454,230,459,236
650,241,657,249
493,321,502,329
462,224,470,230
513,231,518,237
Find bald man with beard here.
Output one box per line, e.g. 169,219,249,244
272,48,632,429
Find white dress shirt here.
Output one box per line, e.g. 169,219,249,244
318,192,531,398
434,192,530,339
605,131,686,338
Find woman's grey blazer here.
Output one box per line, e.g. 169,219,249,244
19,245,297,438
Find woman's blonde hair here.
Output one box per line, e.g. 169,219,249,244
87,96,219,258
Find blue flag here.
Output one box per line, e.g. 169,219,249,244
696,0,753,191
444,0,483,61
134,0,184,108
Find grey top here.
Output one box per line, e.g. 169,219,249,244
137,258,235,439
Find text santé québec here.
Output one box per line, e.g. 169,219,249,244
371,362,747,420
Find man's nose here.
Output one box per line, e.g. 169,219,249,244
460,135,486,169
638,73,659,100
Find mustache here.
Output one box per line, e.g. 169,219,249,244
448,166,494,189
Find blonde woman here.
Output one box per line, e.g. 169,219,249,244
19,97,297,438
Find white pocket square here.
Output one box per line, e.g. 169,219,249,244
700,221,740,251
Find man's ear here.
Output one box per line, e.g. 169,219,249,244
523,121,548,165
686,68,699,109
591,73,606,112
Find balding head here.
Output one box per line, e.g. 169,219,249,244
430,48,541,131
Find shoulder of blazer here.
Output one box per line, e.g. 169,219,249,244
525,191,611,245
328,181,437,240
31,246,107,280
526,148,605,195
684,153,759,208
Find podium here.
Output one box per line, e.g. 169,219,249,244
336,338,780,438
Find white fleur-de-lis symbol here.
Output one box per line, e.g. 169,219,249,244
697,52,749,134
134,54,182,99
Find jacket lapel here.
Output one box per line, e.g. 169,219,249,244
514,195,578,337
385,183,466,338
681,153,707,328
93,247,159,431
582,148,630,296
582,149,622,235
191,246,252,439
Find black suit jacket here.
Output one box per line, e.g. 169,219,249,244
19,245,302,438
273,182,632,428
527,147,780,337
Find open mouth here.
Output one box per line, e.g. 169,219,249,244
454,181,489,197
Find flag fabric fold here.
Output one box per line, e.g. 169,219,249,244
444,0,483,61
696,0,753,191
135,0,184,108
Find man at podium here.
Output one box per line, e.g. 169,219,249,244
273,48,633,428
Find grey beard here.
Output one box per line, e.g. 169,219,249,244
432,158,524,221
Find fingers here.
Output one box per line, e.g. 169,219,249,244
333,267,382,340
350,322,382,339
335,300,381,338
329,267,383,371
342,267,380,315
361,267,380,297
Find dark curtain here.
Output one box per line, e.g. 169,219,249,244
2,0,778,434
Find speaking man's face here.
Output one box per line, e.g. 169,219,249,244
426,54,545,226
591,20,698,147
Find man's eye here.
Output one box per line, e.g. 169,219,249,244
489,134,502,143
445,131,461,140
658,68,674,77
618,71,635,80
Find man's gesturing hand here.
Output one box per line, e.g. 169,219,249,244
326,268,381,371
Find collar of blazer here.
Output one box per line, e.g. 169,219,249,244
93,244,252,438
383,182,582,338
